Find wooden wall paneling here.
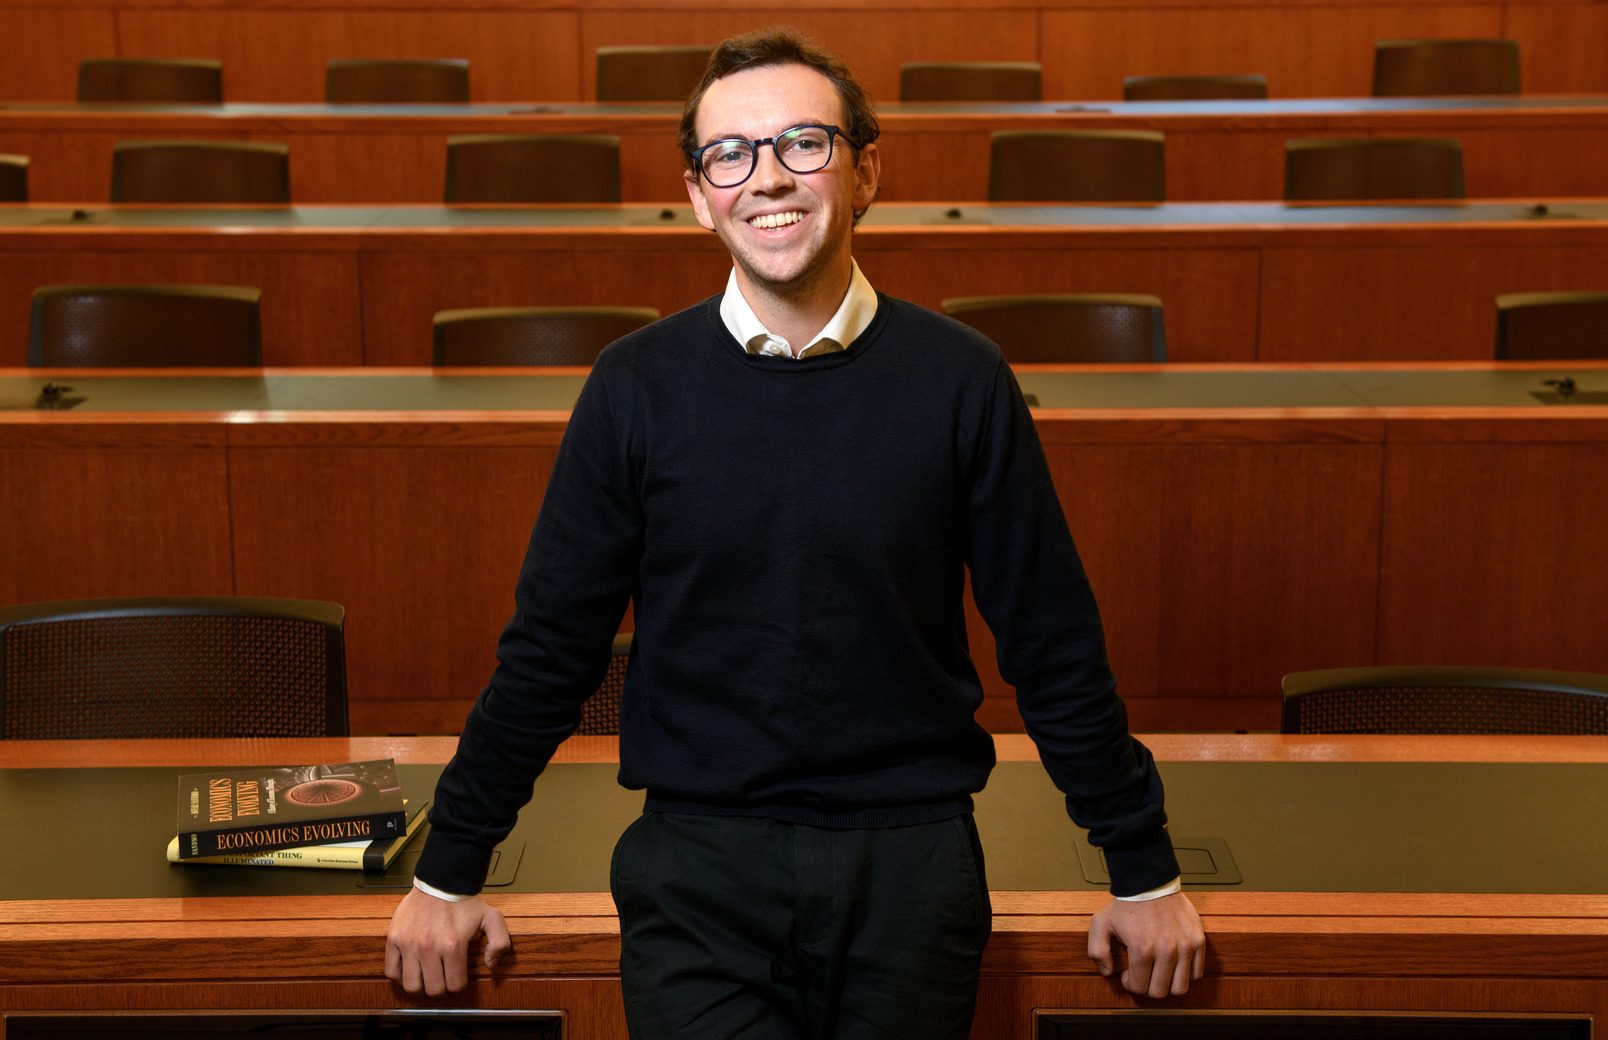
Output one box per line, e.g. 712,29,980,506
114,10,585,102
280,130,450,204
0,129,252,204
225,436,563,732
0,9,120,103
854,236,1263,364
1257,239,1608,364
0,246,365,367
1163,127,1290,201
1038,429,1383,732
0,436,235,605
1039,6,1504,101
576,8,1041,104
356,234,734,366
873,125,993,202
1455,124,1608,198
1504,2,1608,95
1376,424,1608,674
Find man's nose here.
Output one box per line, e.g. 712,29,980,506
750,145,795,191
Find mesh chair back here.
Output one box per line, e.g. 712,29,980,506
595,45,713,102
989,130,1166,203
900,62,1042,102
433,306,658,366
1281,666,1608,734
1284,137,1464,201
1123,74,1267,101
78,58,223,103
942,294,1166,363
0,597,348,739
0,155,27,202
446,134,622,203
1496,292,1608,360
325,59,470,103
29,284,262,367
1372,39,1520,97
111,141,290,204
575,633,634,736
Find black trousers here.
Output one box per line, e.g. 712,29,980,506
610,811,992,1040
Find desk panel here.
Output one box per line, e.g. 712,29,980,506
3,203,1608,367
4,368,1607,734
5,100,1608,203
2,737,1607,1040
3,1,1608,104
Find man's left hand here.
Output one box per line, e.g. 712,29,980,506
1087,891,1206,997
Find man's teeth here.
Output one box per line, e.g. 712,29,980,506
750,211,803,229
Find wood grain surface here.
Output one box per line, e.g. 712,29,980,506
3,736,1607,1039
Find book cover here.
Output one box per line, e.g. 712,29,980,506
168,800,428,871
175,759,406,859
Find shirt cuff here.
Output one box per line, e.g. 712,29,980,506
412,876,473,902
1115,876,1181,901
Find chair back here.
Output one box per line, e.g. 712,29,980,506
111,141,290,204
1123,74,1267,101
78,58,223,103
989,130,1165,202
1281,666,1608,734
0,597,348,739
29,284,262,367
433,306,659,366
595,45,712,102
325,59,470,103
1284,137,1464,201
446,134,622,203
899,62,1042,102
0,155,26,202
942,294,1166,363
1372,39,1520,96
576,633,634,736
1496,292,1608,360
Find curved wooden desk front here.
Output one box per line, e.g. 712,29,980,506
3,98,1608,204
3,201,1608,367
3,364,1608,734
2,734,1606,1039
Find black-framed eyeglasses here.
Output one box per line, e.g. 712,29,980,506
689,124,852,188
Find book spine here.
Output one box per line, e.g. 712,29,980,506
176,809,407,859
184,846,372,870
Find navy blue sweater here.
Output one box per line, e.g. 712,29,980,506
416,293,1179,896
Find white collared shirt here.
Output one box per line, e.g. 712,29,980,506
718,261,878,359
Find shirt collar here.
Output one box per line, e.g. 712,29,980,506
719,261,878,359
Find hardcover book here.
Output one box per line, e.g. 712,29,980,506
168,799,427,871
174,759,407,860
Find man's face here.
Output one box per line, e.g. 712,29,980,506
683,63,880,301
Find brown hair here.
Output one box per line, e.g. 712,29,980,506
678,27,881,171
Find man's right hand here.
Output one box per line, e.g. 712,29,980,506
385,887,511,995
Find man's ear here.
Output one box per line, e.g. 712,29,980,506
684,169,716,232
852,142,881,213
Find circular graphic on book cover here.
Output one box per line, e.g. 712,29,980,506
283,777,365,806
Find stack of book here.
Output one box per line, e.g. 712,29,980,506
166,759,426,871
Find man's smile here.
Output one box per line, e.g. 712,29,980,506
747,210,805,230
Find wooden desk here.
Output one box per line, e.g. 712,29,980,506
3,365,1607,734
3,200,1608,367
3,97,1607,203
2,0,1606,105
3,734,1606,1040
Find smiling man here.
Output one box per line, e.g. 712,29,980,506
386,27,1204,1039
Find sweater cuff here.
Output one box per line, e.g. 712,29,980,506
1101,828,1182,898
412,829,496,898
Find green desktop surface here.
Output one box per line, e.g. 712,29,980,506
2,201,1605,230
2,369,1604,414
1,759,1602,901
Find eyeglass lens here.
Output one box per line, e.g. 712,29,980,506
701,127,835,186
